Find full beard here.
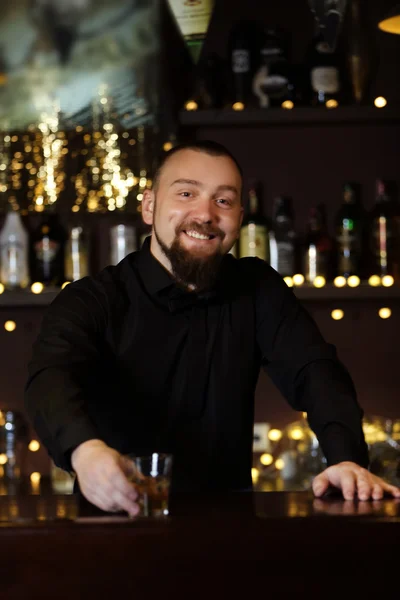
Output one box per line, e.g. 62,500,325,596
153,222,225,293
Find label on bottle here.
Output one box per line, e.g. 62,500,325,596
240,225,269,261
371,216,394,274
34,238,60,263
110,225,137,265
336,230,360,276
304,244,329,282
232,49,250,73
311,67,340,93
65,242,89,282
0,241,29,287
275,241,295,276
167,0,214,39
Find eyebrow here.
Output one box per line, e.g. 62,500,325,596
170,179,238,195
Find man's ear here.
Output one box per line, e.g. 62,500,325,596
142,189,155,226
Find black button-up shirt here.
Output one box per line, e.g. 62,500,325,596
25,237,369,491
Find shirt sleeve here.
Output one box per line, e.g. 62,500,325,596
251,259,369,469
24,278,109,471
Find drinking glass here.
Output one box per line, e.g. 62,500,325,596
126,453,173,517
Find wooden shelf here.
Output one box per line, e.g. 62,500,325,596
179,106,400,128
293,283,400,302
0,283,399,308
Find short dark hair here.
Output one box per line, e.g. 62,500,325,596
152,140,243,191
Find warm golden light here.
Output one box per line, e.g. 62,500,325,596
31,282,44,294
379,307,391,319
347,275,360,288
268,429,282,442
289,428,304,441
61,282,71,290
313,276,326,288
0,454,7,465
334,276,346,288
163,142,173,152
326,99,339,109
184,100,198,111
232,102,245,111
260,453,274,466
292,274,305,286
281,100,294,110
374,96,387,108
0,283,4,295
378,13,400,35
382,275,394,287
30,472,41,484
331,309,344,321
376,431,388,442
251,468,260,483
4,320,16,332
368,275,381,287
29,440,40,452
275,458,285,470
283,276,294,288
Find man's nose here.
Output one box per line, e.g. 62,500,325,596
192,197,218,223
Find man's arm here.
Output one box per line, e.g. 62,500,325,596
24,278,140,514
252,259,369,468
24,278,106,471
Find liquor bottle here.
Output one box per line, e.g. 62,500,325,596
369,180,400,280
269,196,296,276
252,29,295,109
29,209,67,286
239,182,269,261
64,225,89,282
228,20,262,108
335,183,364,278
307,25,342,106
0,209,29,289
345,0,373,105
303,204,333,283
110,223,137,265
190,53,226,110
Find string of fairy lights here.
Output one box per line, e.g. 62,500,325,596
0,88,156,217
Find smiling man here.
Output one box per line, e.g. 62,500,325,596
25,140,400,516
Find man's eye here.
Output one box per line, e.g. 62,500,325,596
179,191,192,197
217,198,231,206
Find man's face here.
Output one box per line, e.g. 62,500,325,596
142,149,243,291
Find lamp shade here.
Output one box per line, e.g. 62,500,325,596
378,4,400,34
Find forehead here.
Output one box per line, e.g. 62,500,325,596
160,149,241,185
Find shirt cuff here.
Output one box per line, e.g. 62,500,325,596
53,418,100,472
318,422,370,469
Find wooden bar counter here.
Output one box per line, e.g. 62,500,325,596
0,483,399,599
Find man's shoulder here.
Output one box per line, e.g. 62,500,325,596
226,255,280,284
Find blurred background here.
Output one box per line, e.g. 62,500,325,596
0,0,399,493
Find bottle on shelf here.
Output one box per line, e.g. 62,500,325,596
190,53,226,110
0,208,29,289
335,182,364,279
110,222,137,265
64,224,90,282
369,180,400,281
269,196,296,277
252,28,295,109
303,204,333,283
228,20,263,109
306,24,343,107
345,0,374,105
29,208,67,287
239,182,269,261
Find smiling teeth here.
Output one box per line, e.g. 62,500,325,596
186,230,211,240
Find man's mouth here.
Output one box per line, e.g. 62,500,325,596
182,229,217,241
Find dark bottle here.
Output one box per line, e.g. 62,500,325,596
369,180,400,280
190,53,226,110
307,26,342,107
345,0,374,105
303,204,333,283
239,182,269,261
335,183,364,278
269,196,296,276
228,21,262,108
29,209,67,286
252,28,295,109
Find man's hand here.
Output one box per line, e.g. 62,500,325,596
312,461,400,501
71,439,141,516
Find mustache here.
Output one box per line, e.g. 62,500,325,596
177,222,225,239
